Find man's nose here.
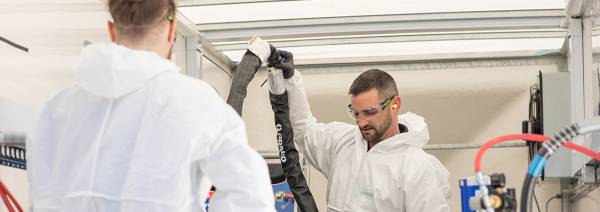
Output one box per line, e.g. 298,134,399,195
357,118,369,128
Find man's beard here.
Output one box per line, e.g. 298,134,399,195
360,110,393,143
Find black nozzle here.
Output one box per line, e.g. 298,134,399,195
490,173,506,188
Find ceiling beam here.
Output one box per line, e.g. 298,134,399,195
0,1,105,13
291,49,563,67
197,9,566,43
175,11,234,71
178,0,302,7
213,30,568,51
566,0,586,17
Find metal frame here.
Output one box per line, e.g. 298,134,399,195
423,142,527,151
562,178,574,212
570,167,600,202
287,50,563,67
175,11,234,78
0,1,105,13
178,0,302,7
196,9,565,43
291,56,562,75
213,30,568,51
258,143,528,158
191,9,569,66
556,1,600,210
200,39,234,76
570,17,586,128
185,36,202,79
566,0,597,179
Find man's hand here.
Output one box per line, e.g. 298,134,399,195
266,44,279,66
268,49,294,79
247,35,271,64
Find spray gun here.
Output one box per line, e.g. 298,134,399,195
261,49,288,87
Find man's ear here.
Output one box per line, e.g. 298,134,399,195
107,21,117,42
392,96,401,111
167,18,176,44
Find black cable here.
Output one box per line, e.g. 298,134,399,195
528,85,535,161
545,194,561,212
0,36,28,52
522,148,549,212
533,188,542,212
521,124,579,212
521,174,536,212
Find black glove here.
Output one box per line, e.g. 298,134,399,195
266,44,280,66
269,49,294,79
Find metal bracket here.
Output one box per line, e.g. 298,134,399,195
570,159,600,202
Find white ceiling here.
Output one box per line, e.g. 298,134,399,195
177,0,573,63
0,0,109,56
180,0,566,24
223,37,565,63
1,0,594,65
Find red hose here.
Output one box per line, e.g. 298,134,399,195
0,179,22,212
0,179,15,212
475,134,600,173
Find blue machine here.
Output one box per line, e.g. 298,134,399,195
459,173,516,212
269,163,295,212
272,181,295,212
205,164,295,212
459,176,489,212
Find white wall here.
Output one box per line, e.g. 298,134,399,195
0,4,109,208
201,56,232,99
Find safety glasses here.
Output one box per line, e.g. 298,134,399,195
347,96,395,121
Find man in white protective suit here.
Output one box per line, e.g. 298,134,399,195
260,38,451,211
28,0,275,211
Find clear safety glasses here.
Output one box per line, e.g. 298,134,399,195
347,96,395,121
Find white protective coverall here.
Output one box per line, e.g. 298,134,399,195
283,70,451,212
28,43,275,212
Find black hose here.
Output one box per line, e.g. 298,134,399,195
520,174,536,212
532,187,541,212
270,92,319,212
225,50,318,211
226,51,262,115
520,125,579,212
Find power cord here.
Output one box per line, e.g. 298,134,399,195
545,194,562,212
533,188,542,212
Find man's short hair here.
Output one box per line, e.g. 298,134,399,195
348,69,398,99
108,0,176,38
